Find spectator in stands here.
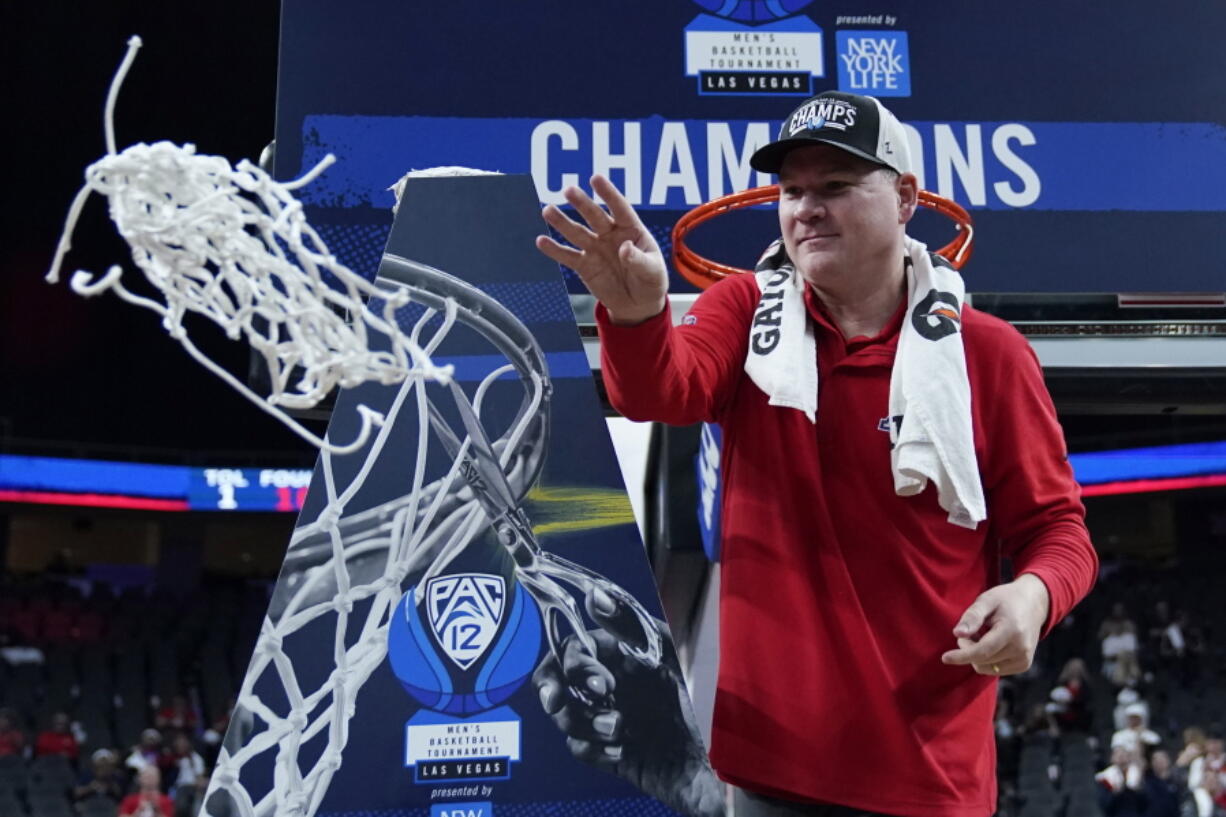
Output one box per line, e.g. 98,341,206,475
119,765,174,817
1101,602,1139,639
1149,600,1173,649
1098,745,1147,815
1116,686,1151,731
155,695,199,735
1144,750,1182,817
166,734,205,795
0,708,25,757
1184,764,1226,817
73,748,125,805
1113,703,1162,757
1162,610,1205,687
125,728,165,773
1103,612,1142,688
34,711,79,762
1020,701,1057,739
1048,657,1095,733
1177,728,1209,788
166,731,207,814
1189,737,1225,792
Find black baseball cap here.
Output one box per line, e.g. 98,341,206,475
749,90,912,175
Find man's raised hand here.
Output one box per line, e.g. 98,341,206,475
536,175,668,326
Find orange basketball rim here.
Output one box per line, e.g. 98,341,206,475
671,185,974,290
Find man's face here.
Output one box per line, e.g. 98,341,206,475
1152,751,1171,775
777,144,916,288
138,765,160,790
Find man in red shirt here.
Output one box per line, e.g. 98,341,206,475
119,765,174,817
535,91,1097,817
34,711,78,761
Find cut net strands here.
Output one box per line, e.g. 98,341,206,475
46,35,453,455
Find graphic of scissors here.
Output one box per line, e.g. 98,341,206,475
424,379,664,703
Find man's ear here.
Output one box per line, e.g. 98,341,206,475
897,172,919,223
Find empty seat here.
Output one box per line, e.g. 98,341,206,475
0,765,28,794
76,794,117,814
77,796,117,817
29,756,74,790
0,790,26,817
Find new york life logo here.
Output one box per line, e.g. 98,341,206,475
836,30,910,97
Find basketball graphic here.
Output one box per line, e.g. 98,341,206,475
690,0,813,22
388,573,543,716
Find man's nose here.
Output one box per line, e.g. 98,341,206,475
794,192,827,220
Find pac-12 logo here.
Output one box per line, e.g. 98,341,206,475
388,573,542,716
690,0,814,22
427,574,505,670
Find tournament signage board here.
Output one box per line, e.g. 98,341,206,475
276,0,1226,294
204,176,718,817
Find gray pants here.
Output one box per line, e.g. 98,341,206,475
734,788,900,817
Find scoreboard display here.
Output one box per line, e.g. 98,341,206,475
0,454,312,513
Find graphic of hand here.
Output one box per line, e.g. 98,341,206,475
532,587,725,817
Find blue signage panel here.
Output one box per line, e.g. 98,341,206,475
206,176,717,817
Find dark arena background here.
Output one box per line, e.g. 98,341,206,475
3,2,1226,817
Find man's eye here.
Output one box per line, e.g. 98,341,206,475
782,186,803,198
825,181,851,192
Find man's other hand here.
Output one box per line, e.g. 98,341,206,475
941,573,1051,676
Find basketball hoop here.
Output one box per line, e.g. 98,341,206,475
671,184,974,290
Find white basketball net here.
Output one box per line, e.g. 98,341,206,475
48,35,669,817
46,35,451,455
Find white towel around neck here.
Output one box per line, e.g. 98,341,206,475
744,236,986,529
